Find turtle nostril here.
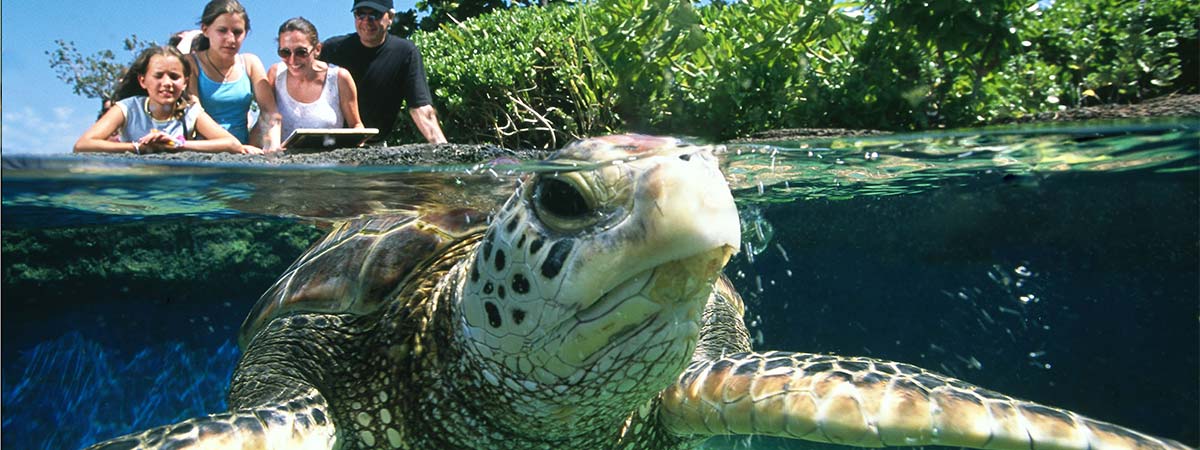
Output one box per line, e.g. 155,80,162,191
679,153,692,161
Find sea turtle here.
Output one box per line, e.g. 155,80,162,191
88,135,1190,450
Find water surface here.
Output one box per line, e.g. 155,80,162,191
3,120,1197,449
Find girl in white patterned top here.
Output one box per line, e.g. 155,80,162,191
74,46,249,154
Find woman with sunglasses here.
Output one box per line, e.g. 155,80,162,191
268,17,364,147
189,0,279,152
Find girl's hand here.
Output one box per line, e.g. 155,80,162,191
138,129,190,152
137,130,175,153
240,145,265,155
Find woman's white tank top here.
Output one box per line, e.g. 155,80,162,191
274,64,344,140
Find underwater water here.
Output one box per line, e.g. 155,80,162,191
2,121,1197,449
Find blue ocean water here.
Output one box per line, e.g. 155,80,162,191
2,121,1197,449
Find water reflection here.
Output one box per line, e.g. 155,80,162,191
721,120,1198,204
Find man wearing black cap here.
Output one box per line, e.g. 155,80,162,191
320,0,447,144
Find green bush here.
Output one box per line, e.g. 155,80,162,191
408,5,620,149
591,0,861,138
986,0,1199,121
407,0,860,145
818,0,1027,130
393,0,1196,145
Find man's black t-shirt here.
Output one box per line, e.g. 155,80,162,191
320,33,433,139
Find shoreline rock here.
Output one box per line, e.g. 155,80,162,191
732,94,1198,143
996,93,1198,124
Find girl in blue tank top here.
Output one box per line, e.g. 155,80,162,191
187,0,282,152
195,53,253,142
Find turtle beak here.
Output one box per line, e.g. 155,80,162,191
568,143,741,306
543,141,741,365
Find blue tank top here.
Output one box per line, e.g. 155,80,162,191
195,53,253,143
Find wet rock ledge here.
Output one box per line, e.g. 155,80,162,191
75,143,553,166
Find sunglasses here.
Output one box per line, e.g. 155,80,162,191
354,10,384,21
277,46,312,59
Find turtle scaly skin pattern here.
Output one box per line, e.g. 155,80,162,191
87,135,1193,450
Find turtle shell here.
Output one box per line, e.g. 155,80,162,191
238,208,489,349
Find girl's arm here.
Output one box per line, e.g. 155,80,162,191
336,68,364,129
185,111,253,154
246,54,282,152
74,107,135,153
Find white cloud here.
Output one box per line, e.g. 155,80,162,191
2,105,90,154
53,106,75,121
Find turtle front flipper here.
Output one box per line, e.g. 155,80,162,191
85,388,337,450
660,352,1192,450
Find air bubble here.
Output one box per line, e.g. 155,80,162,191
775,244,790,262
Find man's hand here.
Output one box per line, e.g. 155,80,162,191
409,105,447,144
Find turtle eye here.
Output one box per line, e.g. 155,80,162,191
537,178,589,218
532,176,597,231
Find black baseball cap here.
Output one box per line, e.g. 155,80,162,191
352,0,392,13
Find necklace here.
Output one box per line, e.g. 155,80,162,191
203,50,236,81
143,98,177,121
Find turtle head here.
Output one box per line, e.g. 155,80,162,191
456,135,740,425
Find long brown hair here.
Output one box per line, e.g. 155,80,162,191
194,0,251,51
112,46,193,120
278,17,320,47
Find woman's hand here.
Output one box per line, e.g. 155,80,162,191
240,145,266,155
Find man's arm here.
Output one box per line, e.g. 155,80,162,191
409,104,447,144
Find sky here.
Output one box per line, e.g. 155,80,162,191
2,0,420,155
